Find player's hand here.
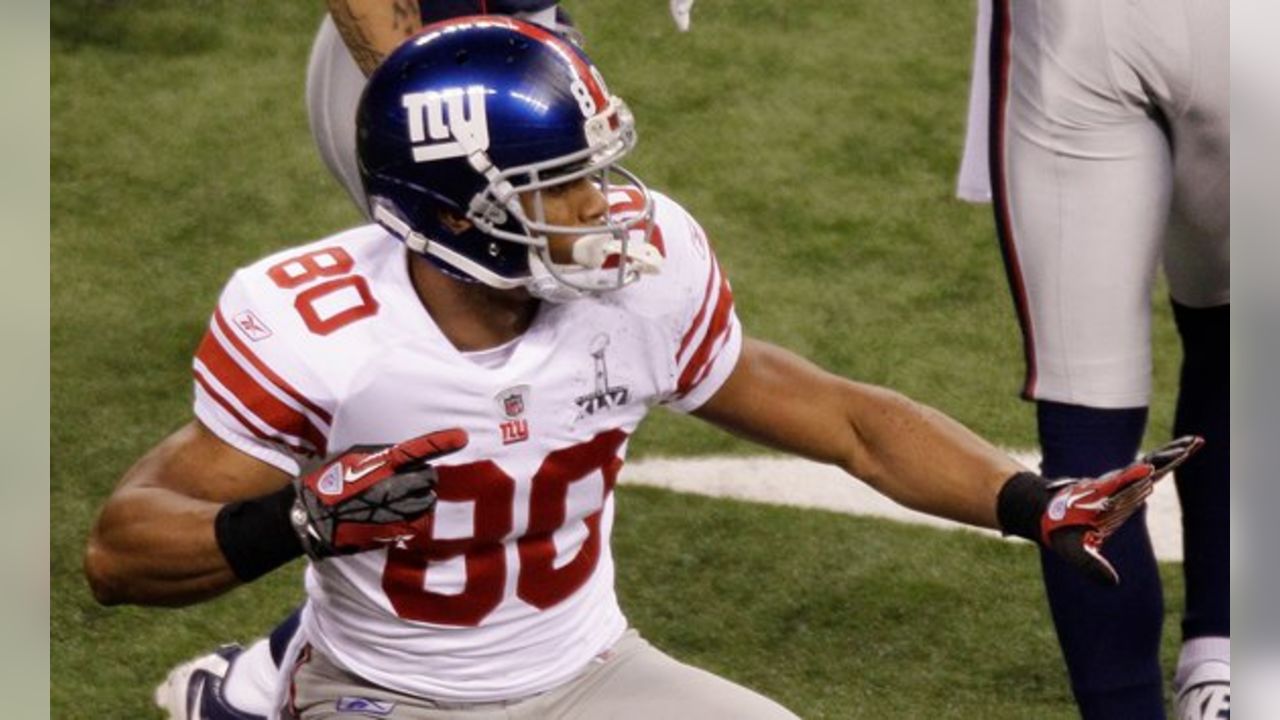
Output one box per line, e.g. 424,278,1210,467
290,429,469,559
1041,436,1204,585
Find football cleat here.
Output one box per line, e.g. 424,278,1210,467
153,644,264,720
1174,660,1230,720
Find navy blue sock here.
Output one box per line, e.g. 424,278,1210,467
268,605,304,667
1171,301,1230,641
1037,400,1165,720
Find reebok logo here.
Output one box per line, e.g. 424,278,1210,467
233,310,272,341
336,696,396,715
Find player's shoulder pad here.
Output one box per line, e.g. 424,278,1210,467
611,191,740,410
649,189,715,273
217,224,393,344
192,226,392,465
613,190,722,317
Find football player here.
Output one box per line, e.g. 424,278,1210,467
956,0,1229,717
156,4,682,718
87,18,1200,720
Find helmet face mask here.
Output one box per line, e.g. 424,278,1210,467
469,106,659,297
357,17,662,299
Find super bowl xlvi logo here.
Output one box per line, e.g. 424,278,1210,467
495,384,531,445
575,334,630,418
402,85,490,162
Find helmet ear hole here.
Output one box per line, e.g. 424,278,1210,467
438,209,472,235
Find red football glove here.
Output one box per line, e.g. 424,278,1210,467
290,429,468,559
1041,435,1203,585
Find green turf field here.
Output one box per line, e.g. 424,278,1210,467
52,1,1185,717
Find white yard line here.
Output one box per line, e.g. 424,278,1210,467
620,452,1184,561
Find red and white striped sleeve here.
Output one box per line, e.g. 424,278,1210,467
191,271,333,475
660,202,743,413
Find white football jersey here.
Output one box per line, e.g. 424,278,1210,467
191,191,742,702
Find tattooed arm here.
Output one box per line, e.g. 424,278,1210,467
327,0,422,76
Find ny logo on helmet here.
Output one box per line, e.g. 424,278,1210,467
402,85,489,163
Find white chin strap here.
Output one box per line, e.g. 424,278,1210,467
373,197,663,300
526,256,584,303
570,233,665,275
526,233,664,303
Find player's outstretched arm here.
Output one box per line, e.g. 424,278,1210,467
692,338,1200,584
693,338,1023,528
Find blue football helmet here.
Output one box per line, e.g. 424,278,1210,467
357,16,661,299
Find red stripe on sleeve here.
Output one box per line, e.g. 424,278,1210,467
196,329,327,455
194,369,315,458
214,310,333,424
676,273,735,396
676,262,719,364
686,321,736,393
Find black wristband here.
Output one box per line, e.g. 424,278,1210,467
995,471,1052,543
214,483,304,582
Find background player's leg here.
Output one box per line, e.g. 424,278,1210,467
1163,109,1230,714
990,0,1174,715
1037,402,1164,718
1156,0,1229,710
1169,302,1230,702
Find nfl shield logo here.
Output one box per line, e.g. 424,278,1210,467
495,385,530,419
503,393,524,418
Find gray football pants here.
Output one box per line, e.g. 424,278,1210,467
284,630,799,720
993,0,1229,407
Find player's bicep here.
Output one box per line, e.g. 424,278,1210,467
118,420,292,503
691,337,864,468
